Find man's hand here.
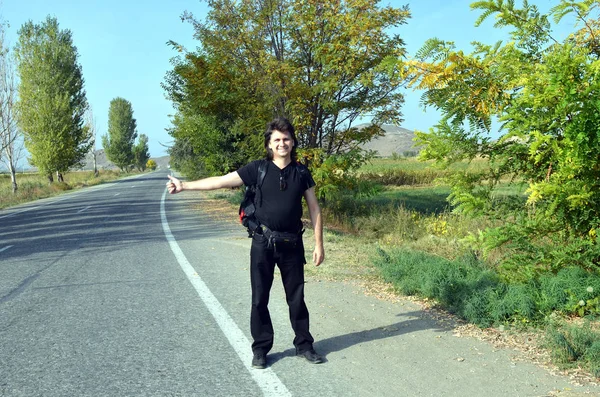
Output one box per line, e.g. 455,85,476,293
166,175,183,194
312,244,324,266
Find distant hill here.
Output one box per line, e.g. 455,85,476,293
357,124,419,157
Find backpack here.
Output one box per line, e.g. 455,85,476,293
239,160,268,236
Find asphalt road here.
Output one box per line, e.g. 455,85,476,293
1,171,599,397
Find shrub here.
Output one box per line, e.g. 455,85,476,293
545,321,600,377
464,217,600,283
50,182,71,192
373,248,509,327
586,342,600,378
373,248,600,327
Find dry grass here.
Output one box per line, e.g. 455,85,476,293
0,170,133,210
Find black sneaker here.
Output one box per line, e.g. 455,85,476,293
252,352,267,369
296,349,323,364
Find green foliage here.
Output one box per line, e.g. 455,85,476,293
132,134,150,171
408,0,600,274
539,267,600,317
299,147,380,210
14,16,90,179
464,217,600,283
167,136,205,179
166,113,249,177
164,0,410,180
102,97,137,171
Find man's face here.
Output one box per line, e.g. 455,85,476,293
268,130,293,160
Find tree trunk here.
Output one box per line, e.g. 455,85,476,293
93,152,98,177
9,165,17,194
57,171,64,183
47,173,54,183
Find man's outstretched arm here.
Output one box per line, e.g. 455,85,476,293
167,172,243,194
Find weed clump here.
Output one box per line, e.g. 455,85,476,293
545,321,600,378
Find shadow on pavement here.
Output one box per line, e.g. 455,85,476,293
268,310,450,365
0,190,240,261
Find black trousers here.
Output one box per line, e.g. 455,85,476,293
249,233,314,354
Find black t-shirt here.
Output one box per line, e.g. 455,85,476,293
237,160,315,232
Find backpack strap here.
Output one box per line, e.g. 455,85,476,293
295,162,311,190
257,160,268,187
255,159,268,208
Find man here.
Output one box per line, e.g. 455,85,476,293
166,117,324,369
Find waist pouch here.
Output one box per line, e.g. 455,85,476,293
262,227,304,251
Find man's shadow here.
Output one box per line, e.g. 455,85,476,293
268,310,454,365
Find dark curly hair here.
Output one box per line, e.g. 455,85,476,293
264,117,298,161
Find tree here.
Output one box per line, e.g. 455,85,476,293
406,0,600,277
164,0,410,183
165,134,207,179
0,19,23,193
132,134,150,171
14,16,90,183
102,97,137,171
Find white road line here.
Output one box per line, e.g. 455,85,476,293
160,190,291,397
77,206,92,213
114,193,120,196
0,245,13,253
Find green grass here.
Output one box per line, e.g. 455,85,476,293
359,157,438,173
359,157,490,174
545,320,600,377
371,185,452,213
357,157,525,190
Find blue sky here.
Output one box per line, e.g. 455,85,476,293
2,0,570,158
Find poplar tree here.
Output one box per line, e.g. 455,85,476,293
15,16,90,183
132,134,150,171
102,97,137,171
